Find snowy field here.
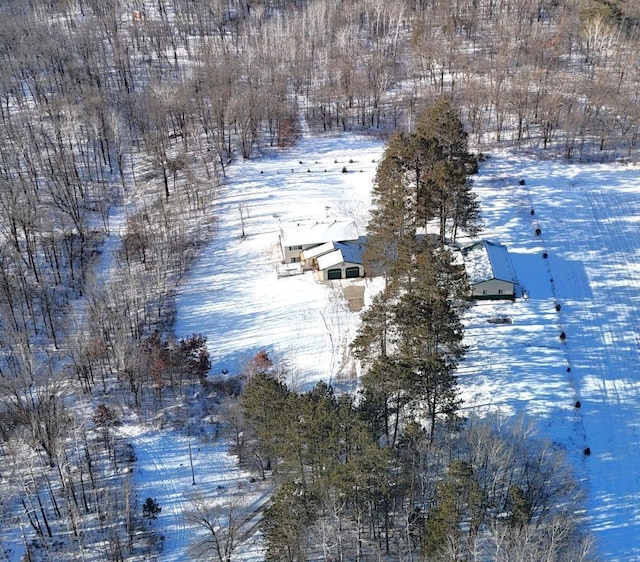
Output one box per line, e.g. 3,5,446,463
176,131,385,390
460,154,640,561
163,133,640,560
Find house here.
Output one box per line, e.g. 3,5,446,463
301,240,365,281
279,218,359,264
461,240,518,299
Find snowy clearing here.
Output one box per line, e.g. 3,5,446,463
168,134,640,560
460,154,640,561
176,132,385,390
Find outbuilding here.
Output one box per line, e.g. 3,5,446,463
461,240,518,299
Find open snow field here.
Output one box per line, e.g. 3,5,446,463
461,154,640,561
170,134,640,560
176,132,385,390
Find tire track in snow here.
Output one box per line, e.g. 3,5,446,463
550,185,640,541
584,190,640,458
119,429,188,559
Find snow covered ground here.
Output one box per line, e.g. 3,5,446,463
118,424,267,561
128,131,384,561
460,154,640,561
175,132,385,390
161,133,640,560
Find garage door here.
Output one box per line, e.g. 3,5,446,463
327,269,342,280
345,267,360,278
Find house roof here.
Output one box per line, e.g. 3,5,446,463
301,241,335,261
462,240,517,285
316,241,365,270
280,219,359,247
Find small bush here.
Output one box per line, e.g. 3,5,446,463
341,166,348,173
519,179,526,185
143,497,162,519
575,400,581,408
555,303,561,311
530,209,535,215
535,228,542,236
559,331,566,341
543,252,548,259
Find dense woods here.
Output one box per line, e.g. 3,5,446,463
238,373,592,560
0,0,632,558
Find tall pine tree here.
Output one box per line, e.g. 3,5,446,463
414,96,481,243
364,133,418,283
365,95,480,263
355,98,475,446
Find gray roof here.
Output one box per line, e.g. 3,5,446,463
316,241,364,270
462,240,517,285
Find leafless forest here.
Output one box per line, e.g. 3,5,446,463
0,0,636,559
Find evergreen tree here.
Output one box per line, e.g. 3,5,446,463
355,98,476,451
365,96,480,254
507,484,532,528
353,242,468,445
351,286,398,362
423,460,484,558
275,383,340,489
357,356,409,447
393,244,467,439
240,372,290,477
364,134,417,282
263,482,315,562
298,382,342,484
142,497,162,519
413,96,481,243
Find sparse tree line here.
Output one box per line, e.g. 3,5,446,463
0,331,212,559
230,100,594,561
0,0,627,558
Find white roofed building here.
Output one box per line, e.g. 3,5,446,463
462,240,518,299
308,240,365,281
279,218,359,264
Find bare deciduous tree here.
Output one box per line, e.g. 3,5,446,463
185,492,249,562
